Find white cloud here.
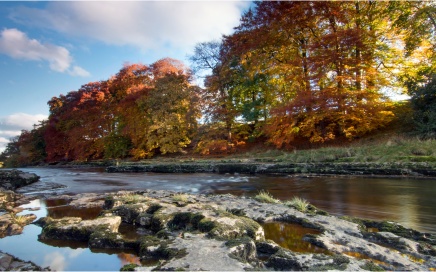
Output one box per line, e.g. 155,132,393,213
0,137,8,153
9,1,250,52
69,66,91,77
0,28,90,76
43,252,67,271
1,113,47,130
0,113,48,153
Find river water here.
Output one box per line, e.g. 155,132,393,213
16,167,436,234
1,167,435,270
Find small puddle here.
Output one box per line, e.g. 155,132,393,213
43,198,103,220
263,222,329,254
343,251,387,266
118,223,153,241
46,205,103,220
45,198,70,207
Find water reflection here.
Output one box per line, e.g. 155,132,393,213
208,176,436,234
47,205,103,220
263,222,329,254
0,199,144,271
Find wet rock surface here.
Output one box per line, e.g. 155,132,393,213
0,251,47,271
0,190,36,238
107,162,436,177
31,190,436,271
0,170,41,237
0,170,40,191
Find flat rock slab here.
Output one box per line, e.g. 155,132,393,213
38,216,122,241
160,233,252,271
107,162,436,177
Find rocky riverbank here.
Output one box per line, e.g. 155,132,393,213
106,161,436,177
0,170,40,238
32,190,436,271
0,170,46,270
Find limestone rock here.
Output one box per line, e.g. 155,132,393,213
39,216,121,241
159,234,253,271
28,191,436,271
0,170,39,191
0,251,47,271
226,237,258,263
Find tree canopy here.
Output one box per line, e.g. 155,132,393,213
2,1,435,165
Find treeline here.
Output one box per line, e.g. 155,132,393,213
1,1,435,167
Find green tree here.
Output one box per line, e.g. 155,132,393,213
409,73,436,137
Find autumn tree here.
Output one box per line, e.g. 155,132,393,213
203,1,401,148
45,81,112,161
0,121,47,167
190,41,240,144
44,58,200,162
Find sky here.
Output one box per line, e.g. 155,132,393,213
0,1,251,152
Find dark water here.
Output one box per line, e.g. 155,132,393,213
263,222,328,254
1,167,435,270
0,199,143,270
16,167,436,234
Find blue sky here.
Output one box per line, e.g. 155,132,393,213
0,1,251,152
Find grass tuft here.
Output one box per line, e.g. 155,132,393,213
172,193,189,203
119,193,148,204
254,190,280,204
12,214,29,226
285,196,310,213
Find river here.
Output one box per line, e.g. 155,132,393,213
16,167,436,234
1,167,435,270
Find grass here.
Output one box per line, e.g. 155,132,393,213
254,190,281,204
119,193,148,204
227,135,436,164
172,193,189,203
105,134,436,166
285,196,310,213
12,214,29,226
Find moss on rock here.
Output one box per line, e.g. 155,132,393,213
120,263,139,271
38,216,121,242
139,235,186,261
89,227,139,250
225,236,257,263
208,213,264,240
112,204,148,224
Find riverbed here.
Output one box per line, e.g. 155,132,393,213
15,167,436,234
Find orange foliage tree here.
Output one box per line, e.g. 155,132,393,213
44,58,200,162
199,1,397,148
